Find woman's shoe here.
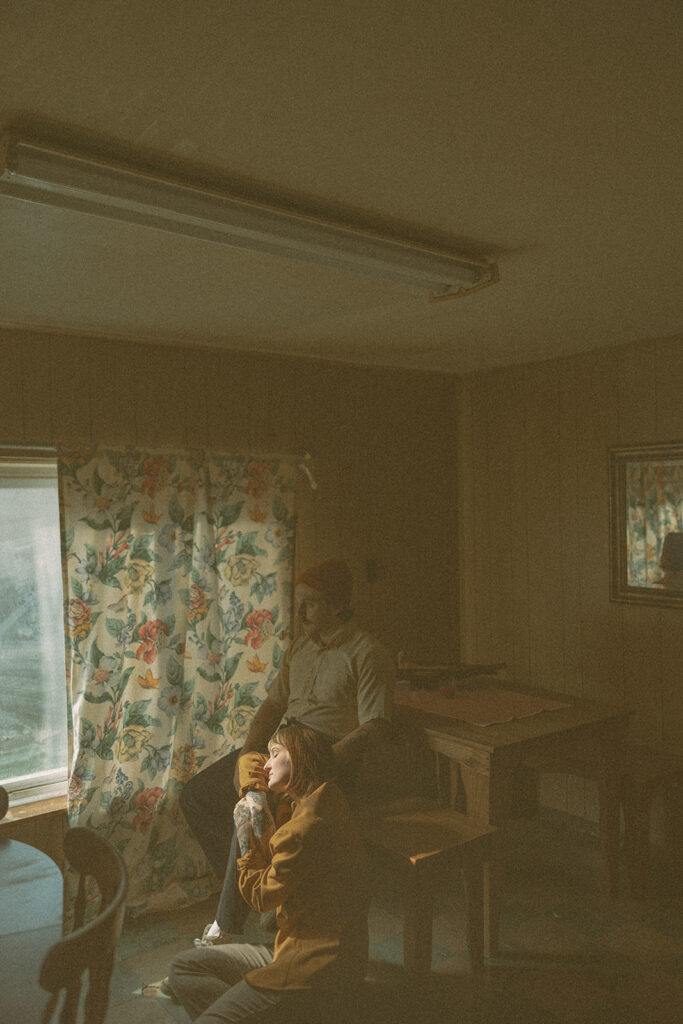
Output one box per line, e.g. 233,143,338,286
159,978,180,1003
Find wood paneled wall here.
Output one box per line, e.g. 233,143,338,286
5,325,679,826
458,335,683,820
0,326,460,665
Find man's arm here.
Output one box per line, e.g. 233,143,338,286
241,696,286,752
333,640,395,766
232,696,286,792
331,717,391,766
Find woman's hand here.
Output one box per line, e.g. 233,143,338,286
233,791,275,856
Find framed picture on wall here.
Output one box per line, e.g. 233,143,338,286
609,441,683,608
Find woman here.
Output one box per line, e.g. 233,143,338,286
168,725,370,1023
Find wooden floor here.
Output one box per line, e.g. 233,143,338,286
105,812,682,1024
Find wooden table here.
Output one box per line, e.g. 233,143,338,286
0,837,63,1019
394,685,631,956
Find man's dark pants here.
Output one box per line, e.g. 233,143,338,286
179,748,252,933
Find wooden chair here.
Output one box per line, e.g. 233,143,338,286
524,743,683,898
523,739,623,896
39,826,128,1024
360,795,498,978
0,784,9,820
619,745,683,898
357,719,499,974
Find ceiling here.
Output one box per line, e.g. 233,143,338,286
0,0,681,374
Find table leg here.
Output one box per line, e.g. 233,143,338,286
621,776,652,899
458,758,512,958
597,770,622,898
596,726,629,899
402,873,433,979
448,758,460,809
663,780,683,897
461,856,484,972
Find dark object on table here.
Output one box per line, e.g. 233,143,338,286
397,655,506,691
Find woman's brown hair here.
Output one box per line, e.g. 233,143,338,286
268,725,335,798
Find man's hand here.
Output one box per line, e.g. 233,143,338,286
233,791,275,856
331,717,391,765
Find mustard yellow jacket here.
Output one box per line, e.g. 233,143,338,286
236,776,369,991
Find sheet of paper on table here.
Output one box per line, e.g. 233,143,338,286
394,681,571,727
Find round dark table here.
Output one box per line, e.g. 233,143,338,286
0,836,63,1019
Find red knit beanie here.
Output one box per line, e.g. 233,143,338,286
295,559,353,610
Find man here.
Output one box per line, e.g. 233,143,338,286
179,558,395,945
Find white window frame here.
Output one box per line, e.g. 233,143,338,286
0,450,68,805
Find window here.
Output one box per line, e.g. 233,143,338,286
0,457,67,803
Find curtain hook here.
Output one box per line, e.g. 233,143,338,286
298,450,318,490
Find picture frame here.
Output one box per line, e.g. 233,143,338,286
609,441,683,608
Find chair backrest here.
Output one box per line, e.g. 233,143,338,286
357,719,437,802
39,826,128,1024
0,784,8,820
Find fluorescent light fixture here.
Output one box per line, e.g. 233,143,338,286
0,136,498,300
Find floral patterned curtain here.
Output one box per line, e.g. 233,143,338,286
58,446,296,915
625,460,683,585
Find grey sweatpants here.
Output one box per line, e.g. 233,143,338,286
168,943,316,1023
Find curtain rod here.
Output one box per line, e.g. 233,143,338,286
0,445,58,459
0,444,318,488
